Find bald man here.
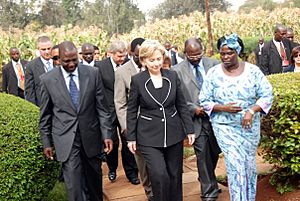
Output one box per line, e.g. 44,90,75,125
173,38,221,201
39,41,113,201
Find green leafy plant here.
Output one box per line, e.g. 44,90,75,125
261,72,300,194
0,93,59,200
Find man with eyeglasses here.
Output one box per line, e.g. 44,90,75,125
173,37,221,201
25,36,54,106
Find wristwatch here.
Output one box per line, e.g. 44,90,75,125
248,108,255,115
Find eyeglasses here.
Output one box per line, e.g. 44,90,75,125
185,52,204,60
294,54,300,58
52,56,59,60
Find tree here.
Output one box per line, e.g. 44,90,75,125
80,0,145,35
0,0,36,29
239,0,277,12
37,0,65,27
61,0,83,25
149,0,231,20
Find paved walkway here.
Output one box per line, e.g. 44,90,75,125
102,150,273,201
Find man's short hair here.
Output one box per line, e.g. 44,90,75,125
108,41,127,53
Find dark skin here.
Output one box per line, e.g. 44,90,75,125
81,43,95,64
184,38,205,116
43,41,113,160
132,44,142,68
274,27,287,42
213,45,262,129
10,48,20,62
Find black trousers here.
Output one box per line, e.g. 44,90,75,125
139,141,183,201
194,119,220,199
106,126,138,180
62,133,103,201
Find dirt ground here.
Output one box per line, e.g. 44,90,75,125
256,175,300,201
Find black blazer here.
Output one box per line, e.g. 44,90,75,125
283,64,295,73
261,39,293,75
25,57,47,106
126,69,194,148
254,44,263,67
2,59,28,96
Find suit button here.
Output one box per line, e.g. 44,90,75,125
160,108,162,110
161,119,165,122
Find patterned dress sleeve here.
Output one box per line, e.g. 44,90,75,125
199,67,217,116
254,67,273,114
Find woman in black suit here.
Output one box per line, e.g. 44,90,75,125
126,40,195,201
283,45,300,73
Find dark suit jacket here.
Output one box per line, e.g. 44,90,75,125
172,58,220,138
39,64,111,162
261,39,293,75
25,57,47,106
170,50,178,66
95,57,125,140
283,64,295,73
254,44,263,67
2,59,28,96
126,69,194,147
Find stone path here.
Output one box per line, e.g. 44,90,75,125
102,150,273,201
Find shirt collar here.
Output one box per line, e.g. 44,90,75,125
40,56,53,66
82,59,95,67
11,60,20,66
188,59,203,69
60,66,79,79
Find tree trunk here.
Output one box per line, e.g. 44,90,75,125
205,0,214,56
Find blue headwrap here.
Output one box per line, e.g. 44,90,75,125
220,33,242,55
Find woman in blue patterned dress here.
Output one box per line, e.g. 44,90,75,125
199,33,273,201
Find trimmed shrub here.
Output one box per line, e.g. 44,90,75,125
261,72,300,194
0,93,59,200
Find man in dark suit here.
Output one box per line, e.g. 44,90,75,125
173,38,221,201
164,41,183,66
96,40,140,185
81,43,100,67
261,24,294,75
254,37,264,67
40,41,113,201
2,47,28,98
25,36,54,106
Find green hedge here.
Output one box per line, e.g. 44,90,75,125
0,93,59,200
261,72,300,193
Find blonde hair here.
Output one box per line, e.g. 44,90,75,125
139,40,165,63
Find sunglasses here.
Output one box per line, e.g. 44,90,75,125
52,56,60,61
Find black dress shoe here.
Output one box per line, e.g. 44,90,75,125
129,177,140,185
108,171,116,182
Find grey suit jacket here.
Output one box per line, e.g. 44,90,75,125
25,57,47,106
39,64,112,162
114,60,138,131
172,58,220,138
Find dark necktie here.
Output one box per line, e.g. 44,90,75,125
69,74,79,109
194,64,203,89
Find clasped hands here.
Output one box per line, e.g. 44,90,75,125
222,102,253,129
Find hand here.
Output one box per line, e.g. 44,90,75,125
187,134,196,145
223,102,242,113
43,147,54,160
127,141,136,154
104,139,113,154
242,110,253,129
121,129,127,136
195,107,205,116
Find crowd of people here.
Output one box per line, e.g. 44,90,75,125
5,23,300,201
